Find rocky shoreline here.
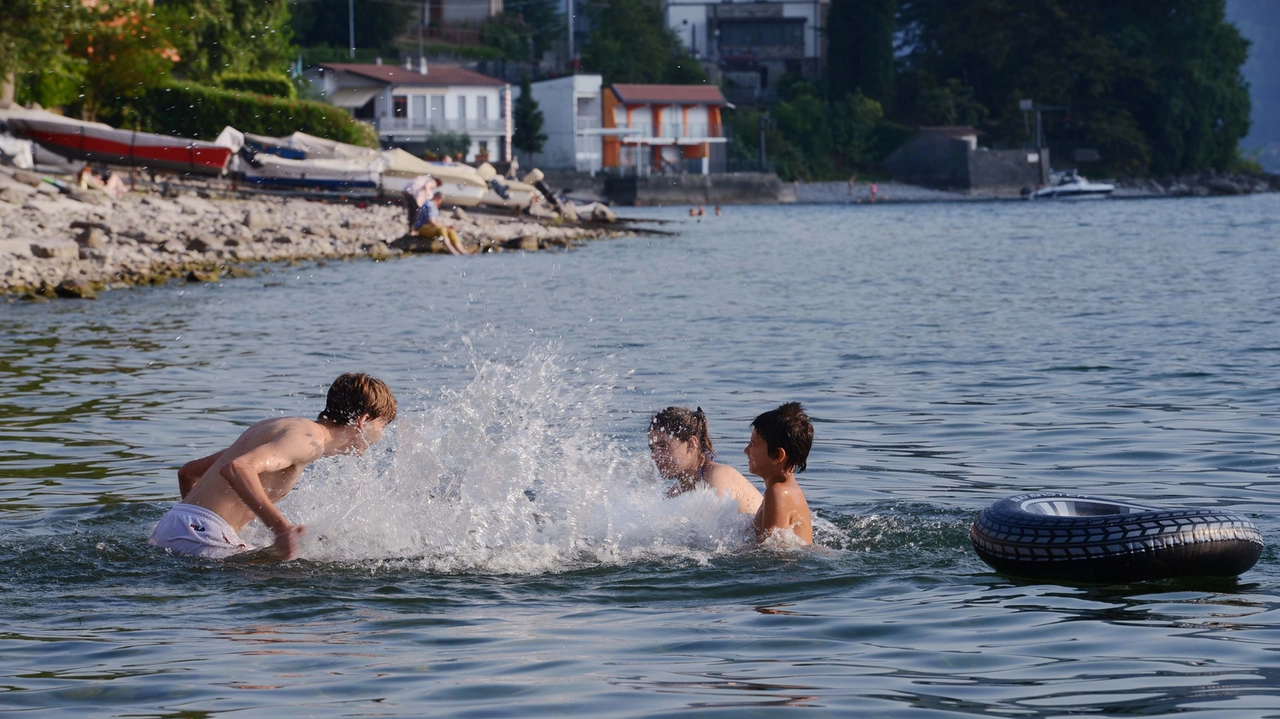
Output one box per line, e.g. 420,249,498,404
0,167,623,300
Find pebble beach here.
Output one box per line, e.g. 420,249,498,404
0,166,621,299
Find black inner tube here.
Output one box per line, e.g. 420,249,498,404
970,492,1263,582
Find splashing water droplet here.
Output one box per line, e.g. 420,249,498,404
253,345,754,573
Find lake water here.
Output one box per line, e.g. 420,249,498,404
2,195,1279,717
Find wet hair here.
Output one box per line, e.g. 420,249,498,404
649,406,715,460
751,402,813,473
317,372,397,426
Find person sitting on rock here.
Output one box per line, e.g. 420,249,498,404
410,177,467,254
650,406,762,514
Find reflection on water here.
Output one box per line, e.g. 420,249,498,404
1,196,1279,716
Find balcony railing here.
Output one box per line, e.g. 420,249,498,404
376,117,506,133
611,123,723,139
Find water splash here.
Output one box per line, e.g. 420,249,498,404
258,346,755,573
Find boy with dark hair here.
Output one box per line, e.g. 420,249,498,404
150,372,397,561
744,402,813,544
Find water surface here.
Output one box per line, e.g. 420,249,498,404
2,196,1278,717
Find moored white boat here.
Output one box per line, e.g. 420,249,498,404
1027,168,1114,200
379,149,488,207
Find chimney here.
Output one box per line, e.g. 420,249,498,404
419,56,428,75
404,57,412,71
375,57,383,66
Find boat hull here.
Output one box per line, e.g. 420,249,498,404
8,117,231,176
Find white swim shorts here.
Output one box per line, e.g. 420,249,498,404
150,503,249,558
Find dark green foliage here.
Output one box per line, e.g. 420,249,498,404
1,0,89,84
479,3,563,61
291,0,413,53
897,0,1251,174
218,71,296,99
580,0,708,84
725,79,888,181
155,0,295,82
137,82,379,147
827,0,896,105
513,72,547,156
424,131,472,159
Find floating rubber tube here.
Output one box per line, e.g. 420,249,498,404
970,492,1263,582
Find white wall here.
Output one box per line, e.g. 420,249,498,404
519,74,603,170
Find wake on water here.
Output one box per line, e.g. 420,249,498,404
248,346,768,574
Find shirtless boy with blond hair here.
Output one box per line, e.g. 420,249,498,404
744,402,814,544
150,372,397,560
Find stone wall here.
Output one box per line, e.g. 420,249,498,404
884,133,971,189
603,172,789,206
886,133,1049,192
968,149,1048,192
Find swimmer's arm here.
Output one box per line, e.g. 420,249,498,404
754,487,794,540
178,450,225,499
219,433,322,557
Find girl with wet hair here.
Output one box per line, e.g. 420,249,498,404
648,406,763,514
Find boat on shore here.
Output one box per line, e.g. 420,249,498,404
2,107,232,176
380,149,488,207
1026,168,1114,200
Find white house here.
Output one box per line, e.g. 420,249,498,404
309,62,511,162
662,0,829,103
516,74,604,172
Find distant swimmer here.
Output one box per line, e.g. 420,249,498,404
150,373,397,561
745,402,813,545
650,406,762,514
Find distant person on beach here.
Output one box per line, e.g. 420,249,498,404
870,183,879,203
650,406,762,514
410,176,465,252
150,373,397,560
745,402,813,544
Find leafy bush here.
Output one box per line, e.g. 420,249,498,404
424,131,472,159
217,71,297,100
138,82,379,148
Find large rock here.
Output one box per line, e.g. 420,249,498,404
244,209,271,230
55,279,97,299
67,187,112,206
176,196,214,215
186,236,223,252
31,242,78,259
76,227,109,248
12,170,43,188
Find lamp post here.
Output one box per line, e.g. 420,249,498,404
349,0,355,59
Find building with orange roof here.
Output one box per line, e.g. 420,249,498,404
600,83,728,175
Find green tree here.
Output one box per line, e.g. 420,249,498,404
425,131,472,159
291,0,412,54
68,1,179,123
827,0,896,105
897,0,1251,174
513,71,547,159
580,0,707,84
1,0,91,104
155,0,294,83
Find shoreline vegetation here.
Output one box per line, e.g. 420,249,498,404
796,171,1280,204
0,166,626,301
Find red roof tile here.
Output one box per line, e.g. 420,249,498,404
319,63,505,87
610,84,727,106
